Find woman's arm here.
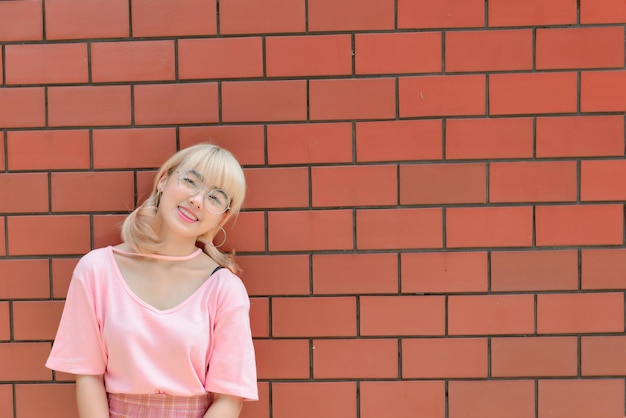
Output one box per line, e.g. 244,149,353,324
204,393,244,418
75,374,109,418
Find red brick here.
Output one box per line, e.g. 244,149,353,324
538,379,624,418
273,297,356,337
537,27,624,70
488,0,576,26
312,253,398,295
0,303,9,340
48,85,131,127
401,252,488,294
91,41,174,83
447,206,533,248
8,215,90,256
309,0,393,31
582,249,626,290
268,123,353,165
581,70,626,112
13,301,63,340
402,338,488,378
313,339,397,379
245,167,309,209
581,0,626,23
0,87,45,128
361,296,445,336
538,293,624,334
357,208,443,250
93,128,176,169
356,32,441,75
249,298,269,338
134,83,218,125
0,219,5,256
136,170,158,206
582,159,626,201
7,130,90,170
535,204,623,246
238,255,310,296
268,210,353,251
0,0,42,41
446,118,534,160
240,382,269,418
449,295,534,335
51,258,79,299
15,384,78,418
5,43,88,85
399,75,485,117
400,163,486,204
361,381,445,418
179,125,265,166
223,211,266,253
222,80,307,123
312,165,397,207
0,384,13,418
0,173,48,213
273,382,356,418
45,0,128,40
492,250,578,292
446,29,532,72
267,35,352,77
131,0,216,37
582,336,626,376
220,0,305,35
0,259,50,299
179,38,263,79
51,171,134,212
310,78,396,120
93,215,125,248
398,0,484,29
254,339,310,379
0,343,51,380
0,136,4,170
490,72,577,115
356,120,442,162
492,337,577,377
536,115,624,158
449,381,535,418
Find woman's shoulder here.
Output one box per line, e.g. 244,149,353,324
206,267,251,306
72,246,116,278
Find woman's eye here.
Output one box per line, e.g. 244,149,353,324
183,177,197,186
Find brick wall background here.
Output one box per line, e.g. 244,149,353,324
1,0,626,417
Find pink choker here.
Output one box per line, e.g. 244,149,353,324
112,246,203,261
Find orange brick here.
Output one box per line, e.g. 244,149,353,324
488,0,576,26
581,0,626,23
490,72,577,115
254,339,310,379
240,382,269,418
51,258,79,299
449,381,535,418
15,384,78,418
538,379,624,418
398,0,484,29
13,301,64,340
492,337,578,377
45,0,128,40
446,117,534,160
537,27,624,70
491,250,578,292
179,125,266,166
245,167,309,209
313,253,398,294
446,29,532,72
136,170,157,206
309,0,394,31
361,296,445,336
267,35,352,77
220,0,305,35
0,219,5,256
402,338,488,378
268,210,353,251
400,163,486,204
313,339,397,379
582,336,626,376
179,38,263,79
93,128,176,169
312,165,397,207
93,214,125,248
357,208,443,250
401,252,488,293
7,130,90,170
51,171,134,212
91,41,174,83
0,87,45,128
535,204,623,246
8,215,90,256
361,381,445,418
134,83,218,125
249,298,269,338
0,384,13,418
5,43,88,85
399,75,485,117
273,383,356,418
356,120,442,162
48,85,131,127
582,249,626,290
581,70,626,112
223,211,266,253
538,293,624,334
0,303,9,340
0,136,4,170
310,78,396,120
222,80,307,123
0,173,48,213
448,295,535,335
582,159,626,201
268,123,353,165
536,115,624,158
0,259,50,299
273,297,356,337
0,342,51,380
356,32,441,75
131,0,216,37
0,0,42,41
490,161,577,203
238,255,310,296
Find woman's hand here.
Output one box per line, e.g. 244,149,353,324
75,374,109,418
204,392,244,418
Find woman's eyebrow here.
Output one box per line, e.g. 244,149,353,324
188,169,204,180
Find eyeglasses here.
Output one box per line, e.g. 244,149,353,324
176,170,231,214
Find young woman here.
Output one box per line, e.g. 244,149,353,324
46,144,258,418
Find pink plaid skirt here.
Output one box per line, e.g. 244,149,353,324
108,393,213,418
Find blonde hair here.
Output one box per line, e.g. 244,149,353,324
121,143,246,273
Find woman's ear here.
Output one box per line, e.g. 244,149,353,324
157,174,168,192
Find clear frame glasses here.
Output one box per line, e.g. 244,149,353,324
176,170,231,214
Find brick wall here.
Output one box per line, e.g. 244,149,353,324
1,0,626,417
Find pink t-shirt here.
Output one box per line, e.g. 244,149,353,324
46,247,258,400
